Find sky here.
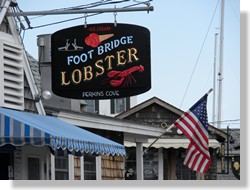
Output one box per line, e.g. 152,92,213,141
16,0,240,129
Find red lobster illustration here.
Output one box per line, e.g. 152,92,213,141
104,65,144,87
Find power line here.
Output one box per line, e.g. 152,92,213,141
180,0,220,108
228,0,240,23
15,0,152,29
209,119,240,124
8,6,153,16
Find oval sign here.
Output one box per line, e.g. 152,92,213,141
51,23,151,99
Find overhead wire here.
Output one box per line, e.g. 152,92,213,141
209,119,240,123
17,0,152,30
41,0,129,12
228,0,240,23
179,0,220,108
209,119,240,126
224,50,240,83
16,0,129,28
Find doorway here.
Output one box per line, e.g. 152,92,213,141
0,153,11,180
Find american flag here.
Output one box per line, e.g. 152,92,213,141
174,93,211,173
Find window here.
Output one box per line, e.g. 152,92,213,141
82,100,99,113
125,147,136,180
143,148,158,180
85,100,95,113
111,97,130,114
55,151,69,180
84,155,96,180
176,150,196,180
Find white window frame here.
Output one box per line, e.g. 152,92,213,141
53,151,70,180
51,154,102,180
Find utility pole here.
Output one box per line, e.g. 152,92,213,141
217,0,225,128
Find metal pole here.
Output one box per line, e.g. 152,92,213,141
217,0,225,128
144,123,175,154
0,0,12,25
212,33,219,126
7,6,154,16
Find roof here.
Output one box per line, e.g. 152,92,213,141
26,52,42,95
116,96,184,118
0,107,125,156
116,96,227,141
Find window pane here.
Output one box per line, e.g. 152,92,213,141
125,147,136,180
143,148,158,180
176,150,196,180
55,171,69,180
84,155,96,180
115,98,126,113
85,100,95,113
55,151,69,180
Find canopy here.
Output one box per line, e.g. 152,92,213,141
0,107,125,156
124,138,220,149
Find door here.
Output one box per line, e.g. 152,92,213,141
0,153,10,180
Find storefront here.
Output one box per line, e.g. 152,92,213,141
124,139,221,180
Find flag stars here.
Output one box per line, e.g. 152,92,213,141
191,99,208,129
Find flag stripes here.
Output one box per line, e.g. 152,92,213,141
174,94,211,173
184,144,211,173
175,111,210,158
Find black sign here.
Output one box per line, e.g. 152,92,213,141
231,156,240,180
221,143,225,173
51,23,151,99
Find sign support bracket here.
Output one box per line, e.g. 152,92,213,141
7,6,154,17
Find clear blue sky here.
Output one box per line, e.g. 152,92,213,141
17,0,240,128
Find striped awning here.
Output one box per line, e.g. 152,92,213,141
124,138,220,149
0,107,125,156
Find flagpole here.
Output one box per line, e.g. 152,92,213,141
144,88,213,154
217,0,225,128
144,123,175,154
212,33,219,125
207,88,213,95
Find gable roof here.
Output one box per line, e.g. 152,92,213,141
26,52,42,95
116,96,183,119
116,96,227,141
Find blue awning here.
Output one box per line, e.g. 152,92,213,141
0,107,125,156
